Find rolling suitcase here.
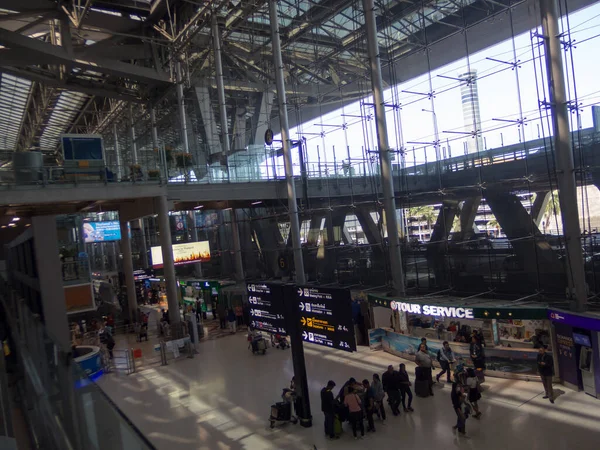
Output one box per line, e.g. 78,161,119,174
414,379,430,398
334,415,343,437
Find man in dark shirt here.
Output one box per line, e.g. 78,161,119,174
320,380,337,439
382,365,401,416
537,345,555,403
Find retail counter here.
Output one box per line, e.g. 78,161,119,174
369,328,543,380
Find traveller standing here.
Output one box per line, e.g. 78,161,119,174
451,381,468,435
235,303,243,328
362,379,376,432
217,302,227,329
320,380,337,440
371,373,386,423
436,341,457,383
421,337,429,351
382,365,401,416
343,386,364,440
227,308,236,334
398,363,414,412
465,368,482,419
537,345,555,403
415,343,435,396
470,336,486,372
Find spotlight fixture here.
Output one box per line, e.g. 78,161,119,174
12,217,20,222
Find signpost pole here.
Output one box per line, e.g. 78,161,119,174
283,284,312,428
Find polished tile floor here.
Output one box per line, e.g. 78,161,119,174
98,333,600,450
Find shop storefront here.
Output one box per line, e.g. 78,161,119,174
548,308,600,398
368,295,551,380
179,279,236,318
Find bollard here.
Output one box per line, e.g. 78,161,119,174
160,341,168,366
186,340,194,359
129,348,136,374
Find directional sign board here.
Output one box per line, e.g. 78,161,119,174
247,283,287,335
296,286,356,352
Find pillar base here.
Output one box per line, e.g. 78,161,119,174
299,416,312,428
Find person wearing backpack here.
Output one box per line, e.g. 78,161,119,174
436,341,457,383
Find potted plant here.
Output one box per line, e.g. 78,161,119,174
174,152,192,168
164,146,174,165
129,164,142,181
148,169,160,180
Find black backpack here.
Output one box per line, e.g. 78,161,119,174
437,349,442,362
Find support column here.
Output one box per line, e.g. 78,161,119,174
541,0,587,310
452,197,481,241
176,62,190,154
32,216,70,350
230,209,245,281
426,202,459,288
155,195,180,325
113,123,122,181
129,104,138,165
119,216,137,322
362,0,405,295
269,0,305,284
138,218,149,268
486,190,564,292
212,14,231,156
306,215,323,247
531,191,550,228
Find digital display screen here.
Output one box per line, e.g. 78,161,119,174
247,283,287,335
573,332,591,347
83,221,121,243
61,135,103,161
150,242,210,268
296,286,356,352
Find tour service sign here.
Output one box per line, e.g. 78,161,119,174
296,285,356,352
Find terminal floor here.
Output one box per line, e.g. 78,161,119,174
98,334,600,450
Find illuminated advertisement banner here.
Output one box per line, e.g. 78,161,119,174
83,221,121,243
150,241,210,268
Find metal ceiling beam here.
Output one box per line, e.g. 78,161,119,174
0,27,171,85
0,66,143,102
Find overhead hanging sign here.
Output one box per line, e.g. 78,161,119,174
247,283,287,335
296,286,356,352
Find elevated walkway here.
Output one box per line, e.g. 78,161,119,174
1,128,599,213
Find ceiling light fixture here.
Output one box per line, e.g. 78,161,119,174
12,217,20,222
194,205,204,209
251,201,262,205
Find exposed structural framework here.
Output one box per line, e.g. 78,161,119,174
0,0,577,166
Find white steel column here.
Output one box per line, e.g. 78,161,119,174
212,14,231,156
176,62,190,154
113,123,122,181
540,0,587,311
155,195,180,325
269,0,305,284
129,105,138,165
362,0,405,295
119,217,138,322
